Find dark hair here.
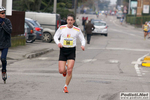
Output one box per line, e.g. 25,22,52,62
67,14,75,20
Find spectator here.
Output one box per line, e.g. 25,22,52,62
0,7,12,83
120,17,124,25
85,20,95,44
82,17,86,32
76,17,80,26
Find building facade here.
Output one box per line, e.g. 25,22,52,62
137,0,150,16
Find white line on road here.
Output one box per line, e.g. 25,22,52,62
88,47,150,52
133,53,150,92
109,28,142,38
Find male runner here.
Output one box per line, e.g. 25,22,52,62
54,14,85,93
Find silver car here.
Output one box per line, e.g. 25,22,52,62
92,21,108,36
116,13,124,19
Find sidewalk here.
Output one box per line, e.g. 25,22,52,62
117,18,143,31
7,41,58,60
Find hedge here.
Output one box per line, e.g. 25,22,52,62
126,15,150,26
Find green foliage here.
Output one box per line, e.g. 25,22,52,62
57,8,73,18
57,2,66,8
123,0,129,3
98,0,110,10
11,36,26,47
13,0,73,19
126,15,150,26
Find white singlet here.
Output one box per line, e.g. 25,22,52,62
54,25,86,48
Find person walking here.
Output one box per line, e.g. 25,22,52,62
120,17,124,25
0,7,12,83
54,14,85,93
82,17,86,32
76,17,80,26
85,20,95,44
142,21,149,40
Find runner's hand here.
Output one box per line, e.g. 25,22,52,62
58,43,63,48
81,46,85,51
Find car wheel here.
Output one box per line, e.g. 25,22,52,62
104,34,108,37
42,32,52,43
26,39,35,43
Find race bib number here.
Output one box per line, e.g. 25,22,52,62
63,38,73,46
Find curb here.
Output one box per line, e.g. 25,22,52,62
24,48,53,59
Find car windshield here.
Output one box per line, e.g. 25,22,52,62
94,21,106,26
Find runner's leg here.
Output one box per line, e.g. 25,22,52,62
65,60,75,85
59,61,66,74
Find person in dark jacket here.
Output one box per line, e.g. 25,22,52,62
82,17,86,32
0,7,12,81
85,20,95,44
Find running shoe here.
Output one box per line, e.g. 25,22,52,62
63,86,68,93
63,71,67,77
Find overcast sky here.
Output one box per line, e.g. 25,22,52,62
110,0,117,4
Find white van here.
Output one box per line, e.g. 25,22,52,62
25,12,61,42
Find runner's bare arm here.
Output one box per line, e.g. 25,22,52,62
78,30,86,49
81,46,85,51
54,27,61,46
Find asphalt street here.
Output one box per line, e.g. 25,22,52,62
1,14,150,100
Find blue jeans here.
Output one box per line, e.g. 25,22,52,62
0,48,8,72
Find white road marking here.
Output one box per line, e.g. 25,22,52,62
131,61,142,65
133,53,150,92
82,59,97,63
109,28,142,38
37,57,49,60
109,60,119,63
88,47,150,52
129,34,136,36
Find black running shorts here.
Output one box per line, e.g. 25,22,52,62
59,47,76,61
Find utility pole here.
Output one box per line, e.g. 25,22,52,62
53,0,57,13
128,0,131,14
74,0,77,19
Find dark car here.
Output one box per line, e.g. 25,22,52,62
24,21,36,43
25,18,43,40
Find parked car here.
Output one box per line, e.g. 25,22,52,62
91,19,102,24
24,21,36,43
25,18,43,40
25,12,61,43
92,20,108,37
116,13,124,19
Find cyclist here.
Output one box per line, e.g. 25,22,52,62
54,14,85,93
